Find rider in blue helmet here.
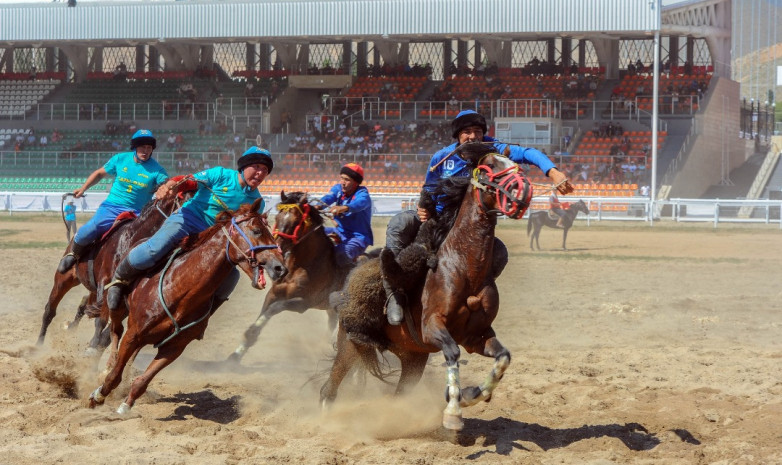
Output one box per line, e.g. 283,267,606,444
57,129,169,273
105,146,274,312
381,110,574,325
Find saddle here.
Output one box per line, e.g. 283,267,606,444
547,210,558,221
100,211,137,241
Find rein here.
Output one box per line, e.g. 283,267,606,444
153,213,276,349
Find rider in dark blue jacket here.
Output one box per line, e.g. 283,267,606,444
383,110,573,325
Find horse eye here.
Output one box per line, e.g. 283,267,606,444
252,228,262,235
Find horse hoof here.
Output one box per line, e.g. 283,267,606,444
226,351,243,364
460,386,482,404
442,413,464,431
88,386,105,408
83,347,99,357
116,402,131,415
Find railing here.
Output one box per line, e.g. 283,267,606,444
2,191,780,228
6,102,218,121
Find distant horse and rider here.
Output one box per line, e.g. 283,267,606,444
526,198,589,250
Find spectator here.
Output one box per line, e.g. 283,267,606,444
39,134,48,148
64,200,77,242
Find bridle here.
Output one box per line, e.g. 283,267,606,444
272,203,323,249
222,214,278,267
471,153,533,219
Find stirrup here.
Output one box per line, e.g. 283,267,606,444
103,278,129,291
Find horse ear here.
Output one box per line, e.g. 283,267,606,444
252,198,263,213
280,190,286,202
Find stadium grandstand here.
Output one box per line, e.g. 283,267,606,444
1,0,781,223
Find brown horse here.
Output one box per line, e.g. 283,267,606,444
88,199,286,414
37,180,196,352
228,191,349,362
526,199,589,250
320,142,533,432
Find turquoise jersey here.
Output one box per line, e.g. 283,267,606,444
103,151,169,211
182,166,264,227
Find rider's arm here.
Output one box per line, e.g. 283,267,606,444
340,187,371,216
318,184,339,208
74,167,108,198
502,144,572,195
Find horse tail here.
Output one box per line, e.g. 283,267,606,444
526,214,533,236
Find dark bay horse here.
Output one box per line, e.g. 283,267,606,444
88,199,287,414
320,142,532,432
228,191,348,362
38,178,196,351
526,199,589,250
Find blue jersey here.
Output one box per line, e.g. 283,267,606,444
103,151,169,211
64,204,76,221
181,166,264,228
424,136,555,212
320,184,374,245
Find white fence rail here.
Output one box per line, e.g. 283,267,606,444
2,193,781,228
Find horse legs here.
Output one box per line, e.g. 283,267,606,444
421,317,464,431
562,227,570,251
531,223,543,251
393,351,429,396
320,324,362,410
459,337,511,407
228,297,308,362
89,328,139,409
104,305,128,375
63,294,89,331
37,272,80,345
116,341,188,414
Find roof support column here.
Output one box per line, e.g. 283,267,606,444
342,40,351,75
591,37,620,79
0,47,14,73
58,44,88,82
478,39,512,69
246,43,255,71
356,41,368,76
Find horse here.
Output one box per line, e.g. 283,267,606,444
319,142,533,432
88,199,287,414
37,178,196,352
227,191,350,362
526,199,589,251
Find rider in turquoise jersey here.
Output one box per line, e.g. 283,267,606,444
57,129,168,274
105,146,274,312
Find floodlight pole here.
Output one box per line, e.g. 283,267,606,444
649,1,661,226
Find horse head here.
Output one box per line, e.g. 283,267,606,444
226,198,287,289
573,199,590,216
457,142,533,219
273,190,324,255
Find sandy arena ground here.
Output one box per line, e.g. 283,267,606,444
0,213,781,464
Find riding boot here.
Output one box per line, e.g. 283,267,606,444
105,258,144,311
57,241,89,274
382,278,406,326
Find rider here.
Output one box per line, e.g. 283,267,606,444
57,129,168,274
315,163,373,267
382,109,574,325
549,191,569,228
105,146,274,311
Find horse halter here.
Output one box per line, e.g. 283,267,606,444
222,215,278,267
272,203,314,245
472,155,533,219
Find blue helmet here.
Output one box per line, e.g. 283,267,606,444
237,146,274,174
130,129,157,149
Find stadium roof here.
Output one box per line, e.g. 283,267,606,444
0,0,663,47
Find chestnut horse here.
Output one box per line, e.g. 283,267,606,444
320,142,533,432
228,191,351,362
37,179,196,352
88,199,286,414
526,199,589,250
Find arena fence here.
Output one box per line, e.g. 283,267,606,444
2,192,780,229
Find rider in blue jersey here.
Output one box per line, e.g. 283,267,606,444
316,163,373,267
105,146,274,311
382,110,574,325
57,129,168,273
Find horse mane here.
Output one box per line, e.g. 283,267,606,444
179,203,259,252
422,176,472,251
280,191,324,227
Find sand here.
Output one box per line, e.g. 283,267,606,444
1,213,781,464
